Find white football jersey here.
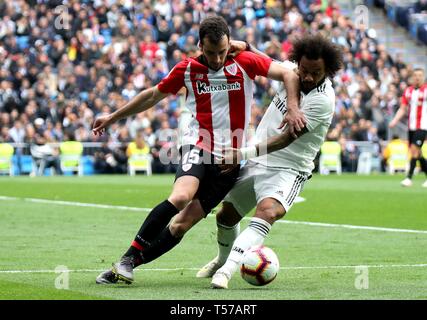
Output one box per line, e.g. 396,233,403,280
252,67,335,173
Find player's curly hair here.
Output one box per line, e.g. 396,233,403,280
199,16,230,45
288,34,344,78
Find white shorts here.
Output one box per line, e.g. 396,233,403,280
223,161,310,217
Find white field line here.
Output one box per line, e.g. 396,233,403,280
0,195,152,212
1,195,427,235
0,264,426,274
274,220,427,234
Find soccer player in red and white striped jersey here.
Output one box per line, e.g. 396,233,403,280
389,68,427,187
157,48,271,155
93,16,305,284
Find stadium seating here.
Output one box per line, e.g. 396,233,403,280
0,143,14,176
383,0,427,45
128,154,152,176
409,13,427,40
395,3,416,29
418,22,427,45
384,140,409,174
82,156,95,175
319,141,342,175
357,151,373,175
30,144,55,176
127,140,153,176
59,141,84,176
14,155,33,176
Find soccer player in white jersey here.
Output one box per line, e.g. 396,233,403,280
192,34,344,289
93,16,305,285
389,68,427,187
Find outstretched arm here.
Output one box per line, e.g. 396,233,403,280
92,86,168,135
228,40,274,59
389,105,407,128
256,125,308,155
222,126,308,164
230,40,306,137
245,42,271,59
266,61,306,138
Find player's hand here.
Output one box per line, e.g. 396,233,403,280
278,108,307,138
222,148,243,164
92,114,114,136
388,120,397,128
228,40,247,57
216,148,242,174
218,163,240,174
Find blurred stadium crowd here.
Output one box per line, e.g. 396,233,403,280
0,0,426,175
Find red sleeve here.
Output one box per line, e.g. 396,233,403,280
401,88,409,106
157,59,189,95
233,51,272,79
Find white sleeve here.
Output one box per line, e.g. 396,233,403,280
270,60,298,91
301,92,334,132
280,60,298,71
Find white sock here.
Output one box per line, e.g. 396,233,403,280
216,222,240,265
219,217,271,277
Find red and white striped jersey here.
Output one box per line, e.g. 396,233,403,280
401,84,427,130
158,51,272,155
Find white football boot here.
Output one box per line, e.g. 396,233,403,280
400,178,413,187
211,270,231,289
196,257,223,278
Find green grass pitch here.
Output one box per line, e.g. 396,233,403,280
0,174,426,300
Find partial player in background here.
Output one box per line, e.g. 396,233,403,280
389,68,427,187
196,34,344,289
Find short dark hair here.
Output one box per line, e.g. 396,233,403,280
199,16,230,45
413,68,425,73
289,34,344,78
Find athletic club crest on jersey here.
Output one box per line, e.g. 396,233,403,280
225,63,237,76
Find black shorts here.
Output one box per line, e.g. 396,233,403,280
408,130,427,148
175,145,240,215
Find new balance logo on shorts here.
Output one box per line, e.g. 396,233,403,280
232,246,245,255
275,190,284,197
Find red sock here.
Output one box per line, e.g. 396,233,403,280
131,240,144,251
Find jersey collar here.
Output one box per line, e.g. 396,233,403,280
197,55,224,73
301,77,327,95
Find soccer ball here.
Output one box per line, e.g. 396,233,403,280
240,245,280,286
